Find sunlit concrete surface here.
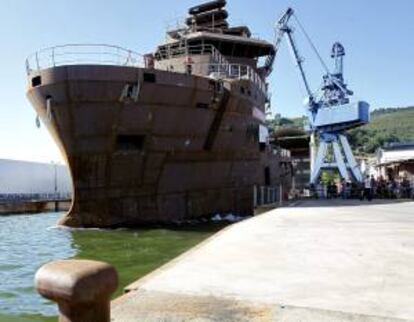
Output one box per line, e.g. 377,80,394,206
112,200,414,321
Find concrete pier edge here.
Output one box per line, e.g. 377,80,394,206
112,200,414,321
118,215,254,296
118,202,295,296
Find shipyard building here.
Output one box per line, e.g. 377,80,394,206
273,128,310,196
0,159,71,199
375,143,414,180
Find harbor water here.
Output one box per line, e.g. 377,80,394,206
0,212,220,321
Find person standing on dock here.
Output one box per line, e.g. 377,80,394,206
361,175,372,201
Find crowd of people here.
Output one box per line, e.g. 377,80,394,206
315,175,413,200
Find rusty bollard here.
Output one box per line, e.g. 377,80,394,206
35,260,118,322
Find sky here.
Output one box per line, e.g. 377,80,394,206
0,0,413,163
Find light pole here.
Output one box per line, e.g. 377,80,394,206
51,161,57,199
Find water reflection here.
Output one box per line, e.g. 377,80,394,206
0,212,219,319
0,213,73,316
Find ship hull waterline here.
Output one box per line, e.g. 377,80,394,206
26,65,279,228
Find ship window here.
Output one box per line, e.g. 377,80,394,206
32,76,42,87
143,73,156,83
259,142,266,152
246,124,259,142
196,102,209,109
264,167,271,186
116,135,145,151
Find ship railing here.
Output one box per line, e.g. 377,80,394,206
207,63,266,93
253,185,283,207
26,44,145,75
156,43,227,63
0,192,72,202
156,43,268,94
274,148,291,158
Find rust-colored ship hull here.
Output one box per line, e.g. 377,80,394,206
27,65,284,227
26,0,292,227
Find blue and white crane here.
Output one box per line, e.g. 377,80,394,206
272,8,370,184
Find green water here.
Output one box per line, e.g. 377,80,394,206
0,212,221,321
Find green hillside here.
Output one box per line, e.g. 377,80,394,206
270,106,414,154
268,115,307,132
348,106,414,154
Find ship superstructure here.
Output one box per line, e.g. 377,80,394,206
25,1,290,227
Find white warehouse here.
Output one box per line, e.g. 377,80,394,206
0,159,72,196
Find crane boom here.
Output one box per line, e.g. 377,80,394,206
274,8,316,110
284,31,314,106
274,8,294,56
263,8,294,76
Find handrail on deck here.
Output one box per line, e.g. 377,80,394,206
156,43,267,92
25,44,145,75
156,43,220,60
25,43,268,96
207,63,266,92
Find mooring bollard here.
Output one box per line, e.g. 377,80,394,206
35,259,118,322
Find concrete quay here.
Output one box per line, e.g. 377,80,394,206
112,200,414,321
0,199,71,214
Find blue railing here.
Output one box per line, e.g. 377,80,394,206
0,193,72,202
